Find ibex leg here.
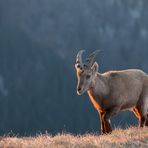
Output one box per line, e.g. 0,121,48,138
135,106,147,127
101,112,112,134
133,108,141,126
101,106,121,134
99,112,106,134
137,91,148,127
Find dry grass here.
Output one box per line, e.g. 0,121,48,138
0,127,148,148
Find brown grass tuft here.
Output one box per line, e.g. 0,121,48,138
0,127,148,148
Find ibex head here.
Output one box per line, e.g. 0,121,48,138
75,50,100,95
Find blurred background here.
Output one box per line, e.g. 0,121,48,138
0,0,148,136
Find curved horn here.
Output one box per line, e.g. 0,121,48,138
76,49,85,66
85,50,100,67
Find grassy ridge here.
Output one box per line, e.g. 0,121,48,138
0,127,148,148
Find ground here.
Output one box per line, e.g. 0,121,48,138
0,127,148,148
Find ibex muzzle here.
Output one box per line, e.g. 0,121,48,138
75,49,148,134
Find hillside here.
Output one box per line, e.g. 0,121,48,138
0,127,148,148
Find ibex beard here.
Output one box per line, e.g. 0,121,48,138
75,49,148,134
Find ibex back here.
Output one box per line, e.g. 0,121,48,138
75,50,148,134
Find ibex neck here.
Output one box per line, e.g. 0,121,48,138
87,73,109,111
88,73,109,98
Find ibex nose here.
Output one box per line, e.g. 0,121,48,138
77,87,82,92
77,86,84,95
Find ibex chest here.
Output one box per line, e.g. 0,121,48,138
87,91,105,112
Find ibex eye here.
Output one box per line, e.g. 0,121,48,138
86,75,91,79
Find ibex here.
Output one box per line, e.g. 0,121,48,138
75,50,148,134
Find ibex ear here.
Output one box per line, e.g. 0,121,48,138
91,62,99,73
